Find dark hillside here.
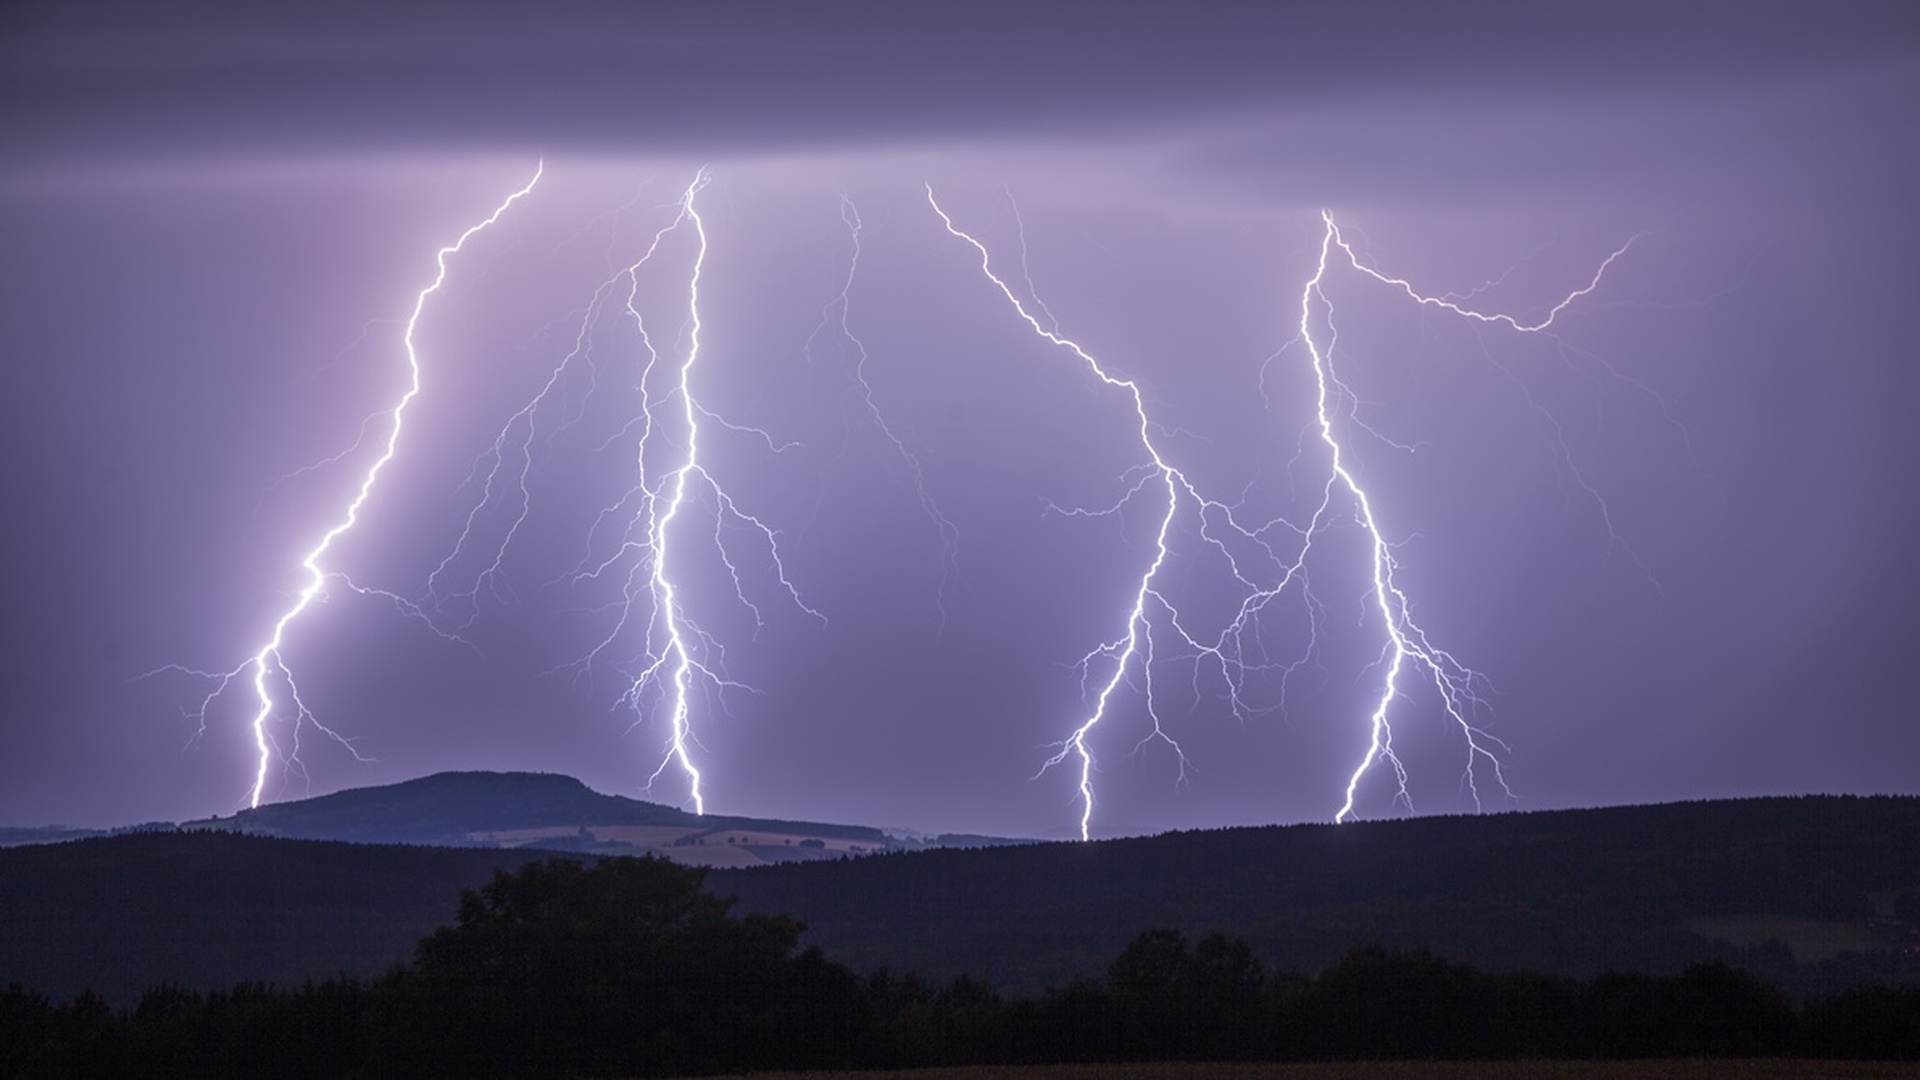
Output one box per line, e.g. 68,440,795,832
3,795,1915,1004
0,832,548,1003
712,795,1920,995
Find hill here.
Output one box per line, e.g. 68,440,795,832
712,795,1920,996
0,831,549,1003
180,770,899,867
2,792,1916,1004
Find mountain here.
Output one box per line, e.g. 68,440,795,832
177,770,902,867
3,787,1916,1005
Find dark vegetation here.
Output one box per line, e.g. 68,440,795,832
0,832,553,1004
1,855,1915,1079
716,793,1920,997
3,793,1917,1007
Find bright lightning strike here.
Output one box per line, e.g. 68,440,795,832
934,191,1634,838
1297,212,1637,821
160,165,1637,833
599,171,822,814
426,170,822,815
169,165,542,809
931,187,1219,841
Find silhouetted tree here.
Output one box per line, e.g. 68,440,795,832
1803,983,1920,1060
1107,928,1195,1058
1663,961,1795,1056
1582,969,1664,1058
863,967,939,1065
1191,932,1267,1058
1100,928,1270,1060
1305,946,1505,1059
0,985,53,1077
782,945,871,1069
390,855,811,1078
1014,975,1115,1063
930,973,1004,1063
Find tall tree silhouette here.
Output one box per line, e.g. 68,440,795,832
391,856,809,1078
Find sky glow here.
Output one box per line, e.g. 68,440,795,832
2,2,1915,838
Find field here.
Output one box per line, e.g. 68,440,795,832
460,822,876,866
1685,914,1892,963
698,1063,1920,1080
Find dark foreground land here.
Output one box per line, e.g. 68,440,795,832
4,856,1917,1079
4,792,1918,1005
4,793,1918,1077
715,794,1920,997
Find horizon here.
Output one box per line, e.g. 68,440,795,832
10,767,1920,846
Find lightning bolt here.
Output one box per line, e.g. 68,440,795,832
419,181,663,635
810,193,964,625
165,164,542,808
159,163,1637,832
1296,212,1637,821
931,187,1225,841
599,170,823,813
424,169,821,814
934,192,1634,837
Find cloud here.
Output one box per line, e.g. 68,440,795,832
5,1,1912,168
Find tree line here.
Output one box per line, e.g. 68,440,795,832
1,855,1915,1078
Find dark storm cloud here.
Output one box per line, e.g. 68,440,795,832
1175,63,1920,220
5,0,1913,166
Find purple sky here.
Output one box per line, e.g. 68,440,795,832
3,1,1917,839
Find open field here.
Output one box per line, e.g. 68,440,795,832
696,1063,1920,1080
1685,914,1902,963
459,821,880,866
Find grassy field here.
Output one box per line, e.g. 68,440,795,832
1685,914,1888,962
693,1062,1920,1080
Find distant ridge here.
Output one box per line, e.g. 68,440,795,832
204,771,702,844
713,794,1920,996
4,793,1914,1006
181,770,898,865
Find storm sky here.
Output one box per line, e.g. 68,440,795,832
3,1,1917,838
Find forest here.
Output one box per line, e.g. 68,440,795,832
5,794,1920,1009
2,855,1916,1079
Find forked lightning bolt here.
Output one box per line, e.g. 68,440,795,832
159,164,1634,831
934,192,1633,837
1299,213,1638,821
812,194,963,624
595,171,821,813
167,165,542,808
931,188,1234,841
1290,212,1635,814
426,170,820,814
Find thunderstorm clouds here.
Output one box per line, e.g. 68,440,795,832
1,1,1916,838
